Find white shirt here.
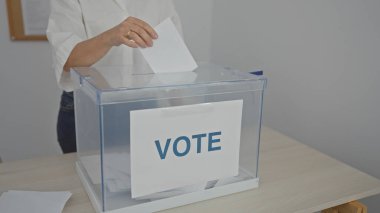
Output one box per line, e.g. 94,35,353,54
47,0,182,92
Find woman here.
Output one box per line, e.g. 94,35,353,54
47,0,182,153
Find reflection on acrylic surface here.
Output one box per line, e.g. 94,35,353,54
80,153,253,201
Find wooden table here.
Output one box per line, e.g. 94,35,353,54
1,127,380,213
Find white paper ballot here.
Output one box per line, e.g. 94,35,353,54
139,18,198,73
0,191,72,213
80,154,131,192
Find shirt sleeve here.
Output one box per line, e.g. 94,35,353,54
46,0,87,92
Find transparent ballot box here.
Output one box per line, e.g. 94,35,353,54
72,63,267,213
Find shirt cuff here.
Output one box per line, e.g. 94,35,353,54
54,34,82,92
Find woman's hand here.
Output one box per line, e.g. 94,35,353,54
104,17,158,48
64,17,157,71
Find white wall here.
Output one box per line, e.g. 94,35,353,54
211,0,380,209
0,0,214,162
174,0,214,62
0,0,61,161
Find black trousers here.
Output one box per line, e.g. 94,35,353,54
57,92,77,153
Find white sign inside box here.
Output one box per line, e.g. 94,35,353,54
130,100,243,198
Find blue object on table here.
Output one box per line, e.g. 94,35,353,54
250,70,264,76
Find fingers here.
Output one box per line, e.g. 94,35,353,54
127,31,148,48
121,36,138,48
120,17,158,48
129,24,153,47
131,18,158,39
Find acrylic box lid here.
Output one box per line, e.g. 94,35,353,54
72,62,266,104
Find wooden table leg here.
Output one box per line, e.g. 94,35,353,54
322,201,367,213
